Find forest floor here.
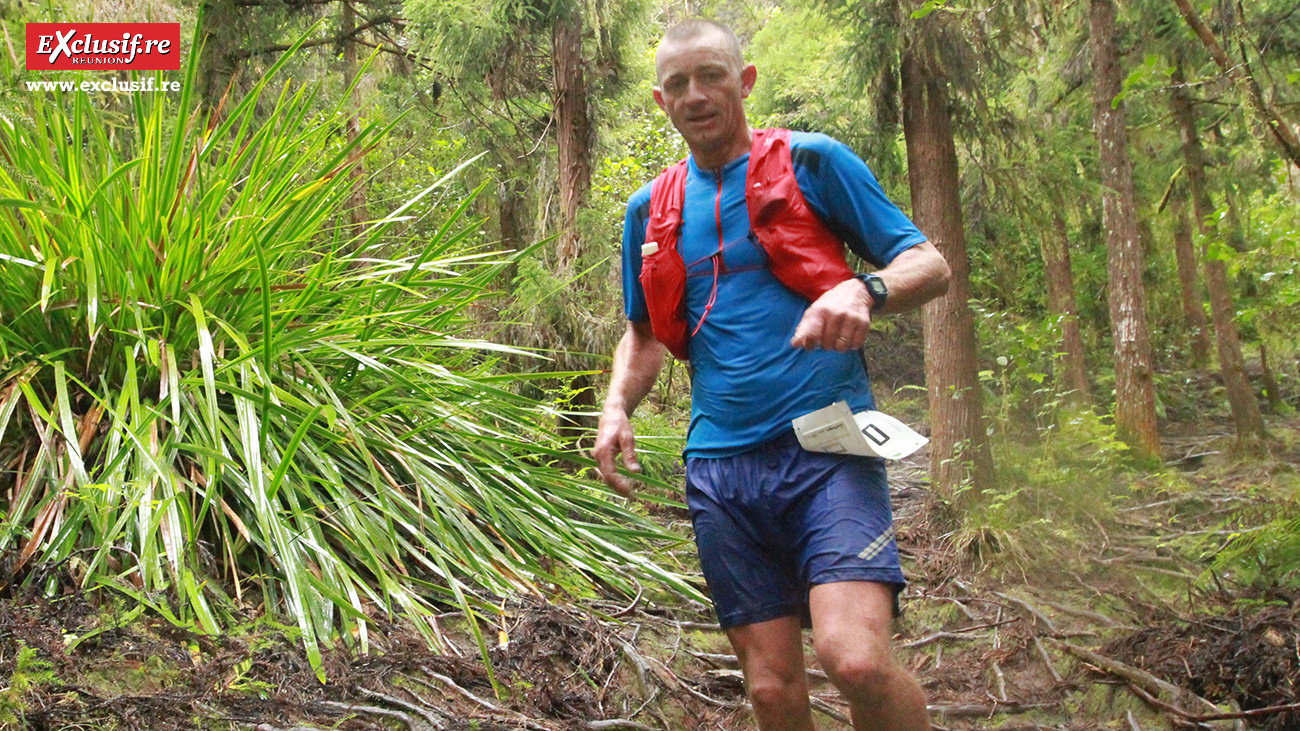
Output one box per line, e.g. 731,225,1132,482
2,416,1298,731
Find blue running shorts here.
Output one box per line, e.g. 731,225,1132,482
685,430,905,629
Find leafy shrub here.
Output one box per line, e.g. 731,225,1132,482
0,33,694,681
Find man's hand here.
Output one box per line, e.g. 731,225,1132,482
790,277,872,352
592,405,642,497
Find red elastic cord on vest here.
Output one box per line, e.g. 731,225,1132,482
691,172,727,337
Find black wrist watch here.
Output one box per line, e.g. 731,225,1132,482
854,273,888,311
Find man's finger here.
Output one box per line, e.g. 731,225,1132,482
618,442,639,476
594,446,633,496
621,433,642,475
819,309,847,350
791,308,825,349
834,313,871,351
609,472,633,497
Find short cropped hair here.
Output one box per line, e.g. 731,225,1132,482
656,19,744,81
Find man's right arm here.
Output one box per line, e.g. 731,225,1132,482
592,320,666,496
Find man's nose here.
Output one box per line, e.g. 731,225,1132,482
684,77,709,102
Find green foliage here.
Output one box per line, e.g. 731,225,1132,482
1190,439,1300,590
0,645,55,727
973,302,1083,435
0,28,697,683
951,409,1133,575
747,4,873,149
1115,55,1173,109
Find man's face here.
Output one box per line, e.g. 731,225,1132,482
653,31,757,162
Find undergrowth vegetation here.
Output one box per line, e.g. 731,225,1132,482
0,34,695,682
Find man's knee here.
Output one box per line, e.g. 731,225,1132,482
746,670,809,714
815,640,893,699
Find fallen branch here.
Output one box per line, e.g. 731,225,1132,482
927,701,1054,718
359,687,445,730
611,581,645,618
1031,595,1128,629
673,621,723,632
1127,683,1300,723
586,720,659,731
411,671,552,731
810,696,851,724
688,651,738,667
319,700,416,730
1033,636,1064,684
1050,639,1220,716
991,662,1008,701
899,631,993,649
690,652,830,681
994,591,1058,634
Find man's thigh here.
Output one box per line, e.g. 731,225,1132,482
808,581,896,663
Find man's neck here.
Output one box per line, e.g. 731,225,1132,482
691,126,754,172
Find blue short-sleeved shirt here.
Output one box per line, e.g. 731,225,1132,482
621,131,927,458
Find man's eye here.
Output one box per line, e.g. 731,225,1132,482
665,78,687,93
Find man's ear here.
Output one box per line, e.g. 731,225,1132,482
740,64,757,97
653,86,667,113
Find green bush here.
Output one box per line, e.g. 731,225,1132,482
0,31,694,682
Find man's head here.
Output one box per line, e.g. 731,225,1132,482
653,19,757,169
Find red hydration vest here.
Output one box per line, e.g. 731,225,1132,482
639,128,854,361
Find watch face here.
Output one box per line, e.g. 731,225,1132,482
866,278,887,299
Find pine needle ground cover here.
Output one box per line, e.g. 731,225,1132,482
0,45,694,680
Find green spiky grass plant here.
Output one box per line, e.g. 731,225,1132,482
0,35,695,683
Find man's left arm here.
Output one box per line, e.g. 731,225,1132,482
790,241,949,351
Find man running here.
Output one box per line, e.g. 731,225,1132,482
592,18,949,731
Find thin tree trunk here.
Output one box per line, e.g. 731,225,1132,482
553,8,591,270
1091,0,1161,460
900,43,994,499
1042,209,1091,405
342,0,367,240
1169,183,1212,366
1170,60,1267,440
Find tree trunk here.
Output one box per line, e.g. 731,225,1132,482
1091,0,1161,460
1043,209,1091,405
552,8,592,270
342,0,368,240
1170,60,1267,440
1169,182,1212,366
900,42,995,499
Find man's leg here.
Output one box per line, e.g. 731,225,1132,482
809,581,929,731
726,615,816,731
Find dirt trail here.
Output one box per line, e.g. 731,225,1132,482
1,426,1296,730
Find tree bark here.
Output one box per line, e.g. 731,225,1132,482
900,41,995,499
1043,209,1091,405
1091,0,1161,460
552,7,592,270
1170,60,1267,440
1169,182,1212,366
